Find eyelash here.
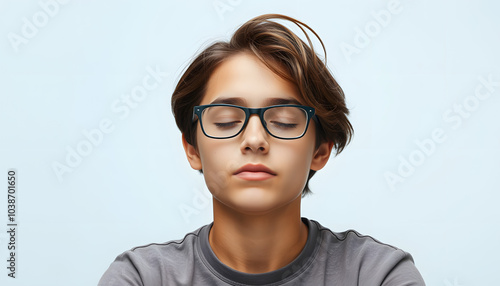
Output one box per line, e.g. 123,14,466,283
270,121,298,129
214,121,240,128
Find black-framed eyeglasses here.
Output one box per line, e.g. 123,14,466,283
192,104,318,140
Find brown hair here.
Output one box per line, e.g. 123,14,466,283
171,14,353,197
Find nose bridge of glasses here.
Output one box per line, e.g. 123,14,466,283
245,111,267,132
237,107,265,137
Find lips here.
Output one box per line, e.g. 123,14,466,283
234,164,276,181
234,164,276,175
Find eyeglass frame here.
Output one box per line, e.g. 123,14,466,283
192,103,319,140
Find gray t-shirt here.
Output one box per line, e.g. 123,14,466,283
99,217,425,285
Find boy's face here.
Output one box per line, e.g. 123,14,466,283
183,53,332,215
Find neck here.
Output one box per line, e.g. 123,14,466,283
208,195,309,274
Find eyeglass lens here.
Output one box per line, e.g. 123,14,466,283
201,106,308,138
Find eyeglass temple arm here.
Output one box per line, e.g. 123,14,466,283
192,108,199,122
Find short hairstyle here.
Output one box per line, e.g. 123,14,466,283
171,14,353,197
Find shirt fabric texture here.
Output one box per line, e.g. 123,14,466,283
99,217,425,285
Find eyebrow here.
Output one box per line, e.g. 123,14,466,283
210,97,245,105
209,96,302,106
267,97,302,106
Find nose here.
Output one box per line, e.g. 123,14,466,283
240,114,269,153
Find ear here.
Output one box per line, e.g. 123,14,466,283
182,133,202,170
310,141,334,171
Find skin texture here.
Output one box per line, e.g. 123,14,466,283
182,53,333,274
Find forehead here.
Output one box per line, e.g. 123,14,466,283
200,53,302,107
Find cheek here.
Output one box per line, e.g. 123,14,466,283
198,144,227,194
196,126,240,168
274,141,315,182
197,135,239,195
278,133,316,164
198,134,234,167
196,127,215,168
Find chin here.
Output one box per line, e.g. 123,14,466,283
224,190,294,214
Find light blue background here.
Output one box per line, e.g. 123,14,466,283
1,0,499,285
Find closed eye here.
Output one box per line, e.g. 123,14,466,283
270,121,298,129
214,121,241,128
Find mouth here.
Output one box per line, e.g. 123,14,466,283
233,164,276,181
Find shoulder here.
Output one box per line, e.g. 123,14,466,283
313,220,409,258
310,220,426,285
312,220,405,252
98,224,206,286
327,227,408,257
126,227,202,260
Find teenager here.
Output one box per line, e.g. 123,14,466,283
99,14,425,285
